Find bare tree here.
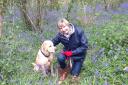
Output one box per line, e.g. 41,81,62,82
66,0,73,20
35,0,41,31
0,1,6,37
17,0,48,32
0,9,2,37
103,0,123,11
18,0,37,31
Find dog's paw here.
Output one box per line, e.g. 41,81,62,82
32,63,39,72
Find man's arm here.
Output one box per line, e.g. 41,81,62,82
72,31,88,55
52,34,60,46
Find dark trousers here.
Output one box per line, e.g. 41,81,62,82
57,53,85,76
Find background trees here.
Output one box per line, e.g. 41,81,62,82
1,0,126,33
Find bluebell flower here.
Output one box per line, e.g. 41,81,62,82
115,67,120,72
108,50,113,56
95,69,100,77
123,67,128,72
103,79,110,85
120,2,128,9
84,5,93,13
102,62,109,67
97,48,105,57
49,80,53,85
93,43,97,48
0,73,3,80
126,48,128,54
92,55,97,63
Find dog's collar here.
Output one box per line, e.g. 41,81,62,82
40,49,50,57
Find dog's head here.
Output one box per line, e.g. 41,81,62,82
41,40,56,53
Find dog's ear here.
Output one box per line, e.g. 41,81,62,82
40,43,49,58
41,42,47,51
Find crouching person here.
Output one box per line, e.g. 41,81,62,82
52,18,88,83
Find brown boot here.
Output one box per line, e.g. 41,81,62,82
58,66,70,84
72,75,80,81
58,66,70,81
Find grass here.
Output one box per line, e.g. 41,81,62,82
0,14,128,85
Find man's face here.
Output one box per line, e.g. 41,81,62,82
58,23,70,35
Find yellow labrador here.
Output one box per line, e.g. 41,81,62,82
32,40,56,75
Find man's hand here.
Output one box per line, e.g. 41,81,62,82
63,51,73,57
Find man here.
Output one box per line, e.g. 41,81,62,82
52,18,88,82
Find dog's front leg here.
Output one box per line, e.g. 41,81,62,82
41,65,47,77
51,64,55,76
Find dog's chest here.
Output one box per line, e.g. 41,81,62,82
37,50,49,64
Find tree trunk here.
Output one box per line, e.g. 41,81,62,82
0,9,3,37
18,0,37,31
66,0,74,20
36,0,41,31
103,0,108,11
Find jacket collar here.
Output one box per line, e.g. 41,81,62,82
39,49,50,57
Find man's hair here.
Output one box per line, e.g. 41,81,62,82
57,18,70,28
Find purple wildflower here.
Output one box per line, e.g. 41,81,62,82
103,79,110,85
0,73,3,80
102,62,109,67
92,55,97,63
108,50,113,56
120,2,128,9
97,48,105,57
95,69,100,77
126,48,128,54
123,67,128,72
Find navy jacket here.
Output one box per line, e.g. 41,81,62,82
52,24,88,59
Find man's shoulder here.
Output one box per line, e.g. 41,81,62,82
73,24,83,30
74,25,84,33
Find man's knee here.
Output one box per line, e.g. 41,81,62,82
57,54,65,62
71,60,83,76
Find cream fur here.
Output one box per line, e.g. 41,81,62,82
32,40,56,74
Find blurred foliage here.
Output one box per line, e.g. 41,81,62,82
0,0,128,85
1,0,127,32
1,14,128,84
